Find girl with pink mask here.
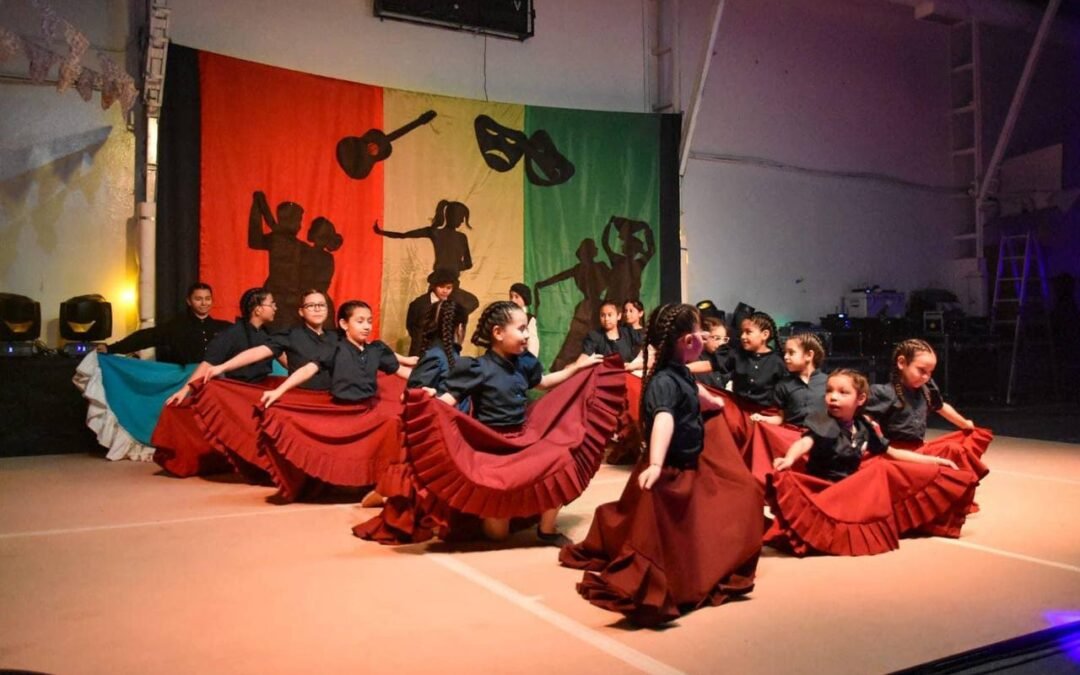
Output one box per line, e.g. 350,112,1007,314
561,303,762,626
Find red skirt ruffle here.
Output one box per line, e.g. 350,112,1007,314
891,427,992,514
257,375,406,502
559,415,763,626
354,357,626,543
151,399,232,477
190,378,284,483
606,374,644,465
764,456,979,556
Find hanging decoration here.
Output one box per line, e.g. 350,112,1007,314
0,0,139,116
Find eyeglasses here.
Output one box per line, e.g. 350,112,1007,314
705,335,730,343
301,303,328,310
260,302,278,309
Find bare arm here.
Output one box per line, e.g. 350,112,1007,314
537,353,603,390
261,362,319,408
751,412,783,426
697,384,726,412
937,402,974,430
437,392,458,407
686,359,713,375
887,447,958,470
203,346,274,382
394,365,414,381
396,353,419,367
638,412,674,490
773,436,813,471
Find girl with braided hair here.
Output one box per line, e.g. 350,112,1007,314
560,303,763,626
864,339,992,512
764,369,980,556
355,300,626,545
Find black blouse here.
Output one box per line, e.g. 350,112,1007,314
108,309,231,365
644,363,702,468
581,325,642,364
723,349,786,406
445,350,544,428
268,325,338,390
773,369,828,426
407,341,460,395
316,339,399,403
803,412,889,482
864,380,944,442
203,320,275,382
695,344,732,390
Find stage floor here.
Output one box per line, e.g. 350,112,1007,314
1,432,1078,674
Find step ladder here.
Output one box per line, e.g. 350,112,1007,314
990,231,1056,404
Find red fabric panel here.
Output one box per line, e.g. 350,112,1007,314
199,52,384,333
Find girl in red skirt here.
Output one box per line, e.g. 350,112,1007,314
864,339,991,507
354,300,624,545
766,369,979,555
560,303,763,626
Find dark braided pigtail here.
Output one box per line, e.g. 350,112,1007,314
890,338,936,410
639,303,700,424
471,301,520,350
239,287,271,321
438,300,466,369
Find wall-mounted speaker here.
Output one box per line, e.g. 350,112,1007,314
375,0,534,40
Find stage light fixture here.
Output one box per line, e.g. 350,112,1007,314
0,293,41,357
59,294,112,356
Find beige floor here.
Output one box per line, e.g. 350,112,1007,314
1,433,1078,675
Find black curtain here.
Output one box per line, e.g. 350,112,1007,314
659,113,681,305
155,44,201,321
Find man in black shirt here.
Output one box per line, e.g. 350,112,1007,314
104,283,230,364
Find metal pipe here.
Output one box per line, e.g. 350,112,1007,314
678,0,725,177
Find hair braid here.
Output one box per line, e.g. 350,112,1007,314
639,303,700,424
890,338,936,410
471,300,519,349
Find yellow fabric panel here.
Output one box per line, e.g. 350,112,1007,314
380,89,525,355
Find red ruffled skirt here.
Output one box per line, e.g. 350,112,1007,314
189,378,285,483
891,427,991,513
151,398,232,477
559,415,763,626
764,454,980,556
256,376,406,502
606,374,645,465
354,357,626,544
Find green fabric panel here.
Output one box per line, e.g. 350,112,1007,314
524,107,661,370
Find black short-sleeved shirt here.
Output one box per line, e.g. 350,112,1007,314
723,349,786,406
407,341,460,395
445,350,544,428
268,325,338,390
108,309,231,365
864,379,944,442
203,320,275,382
803,412,889,482
581,325,642,364
644,363,703,468
773,370,828,426
316,339,399,403
695,345,732,389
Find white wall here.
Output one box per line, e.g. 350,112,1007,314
167,0,649,113
678,0,965,322
0,0,137,345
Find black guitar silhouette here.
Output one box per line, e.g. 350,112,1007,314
336,110,437,180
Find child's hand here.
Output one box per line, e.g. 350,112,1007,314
203,364,225,383
773,456,795,472
421,387,437,398
260,388,284,409
578,353,604,369
698,387,725,411
750,413,763,422
936,457,959,470
638,464,662,490
960,419,975,431
165,386,189,407
400,355,419,367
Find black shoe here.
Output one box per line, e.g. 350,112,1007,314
536,527,572,547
